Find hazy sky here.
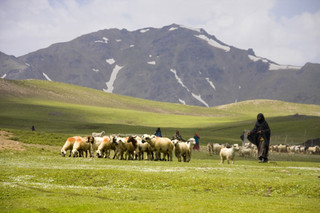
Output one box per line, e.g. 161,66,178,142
0,0,319,66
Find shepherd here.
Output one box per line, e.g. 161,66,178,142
247,113,271,163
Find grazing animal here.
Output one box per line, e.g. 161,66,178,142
142,134,174,161
173,138,195,162
92,131,105,137
72,136,95,157
220,145,239,164
61,136,81,157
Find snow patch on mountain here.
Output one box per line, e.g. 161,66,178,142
140,29,150,33
170,69,190,92
130,45,135,48
269,63,301,70
191,93,209,108
104,65,123,93
1,74,7,79
147,61,156,65
179,99,186,105
94,37,109,44
195,35,230,52
92,68,99,72
205,78,216,91
106,58,115,65
116,39,122,42
42,73,52,81
170,69,209,107
169,27,178,31
248,55,268,63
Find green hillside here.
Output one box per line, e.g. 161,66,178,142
0,79,319,144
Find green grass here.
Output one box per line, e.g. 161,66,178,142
1,79,320,145
0,142,319,213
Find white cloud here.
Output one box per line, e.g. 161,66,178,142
0,0,319,65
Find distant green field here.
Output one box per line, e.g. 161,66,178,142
0,79,319,212
0,79,319,144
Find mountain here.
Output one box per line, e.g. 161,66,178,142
1,24,319,107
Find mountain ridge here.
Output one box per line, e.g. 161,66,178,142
0,24,319,107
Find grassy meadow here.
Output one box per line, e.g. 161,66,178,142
0,79,320,212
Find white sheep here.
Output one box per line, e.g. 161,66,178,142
92,131,105,137
173,138,195,162
220,145,239,164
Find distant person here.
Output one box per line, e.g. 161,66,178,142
154,128,162,137
247,113,271,163
193,132,200,151
173,130,184,141
31,125,35,131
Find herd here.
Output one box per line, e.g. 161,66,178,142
60,131,196,162
61,131,320,163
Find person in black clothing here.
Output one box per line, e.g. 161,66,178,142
154,128,162,137
247,113,271,163
173,130,184,141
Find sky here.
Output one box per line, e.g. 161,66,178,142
0,0,319,66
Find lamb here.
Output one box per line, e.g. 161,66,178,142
220,145,239,164
61,136,81,157
71,136,95,157
92,131,105,137
142,134,174,161
173,138,195,162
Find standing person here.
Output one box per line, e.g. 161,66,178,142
154,128,162,137
247,113,271,163
31,125,35,131
173,130,184,141
193,132,200,151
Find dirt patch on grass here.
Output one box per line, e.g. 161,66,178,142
0,130,59,152
0,130,25,151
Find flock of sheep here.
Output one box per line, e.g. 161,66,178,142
61,131,320,164
207,141,320,162
61,131,196,162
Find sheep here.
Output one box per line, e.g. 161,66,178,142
212,143,222,155
94,136,113,158
113,136,137,160
142,134,174,161
72,136,95,157
173,138,195,162
92,131,105,137
220,145,239,164
238,146,253,158
135,136,152,160
277,144,288,153
61,136,81,157
307,146,320,155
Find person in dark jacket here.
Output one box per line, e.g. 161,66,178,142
247,113,271,163
154,128,162,137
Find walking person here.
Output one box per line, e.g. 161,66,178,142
247,113,271,163
193,132,200,151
